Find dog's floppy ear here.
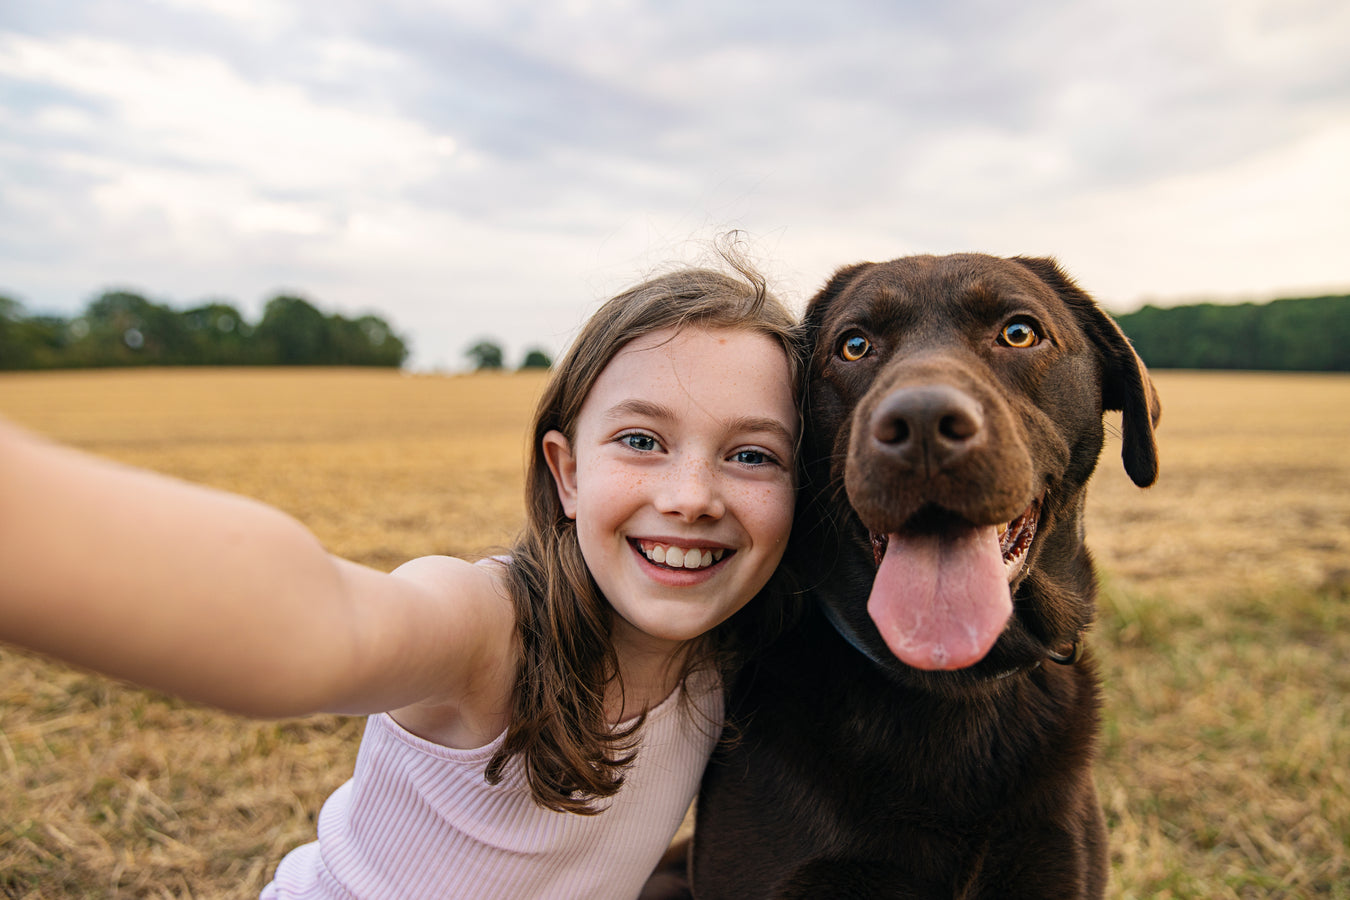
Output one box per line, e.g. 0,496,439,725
804,262,873,336
1013,256,1161,488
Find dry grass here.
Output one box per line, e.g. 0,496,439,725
1,368,1347,898
1085,372,1350,899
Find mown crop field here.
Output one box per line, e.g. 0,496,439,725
1,367,1347,899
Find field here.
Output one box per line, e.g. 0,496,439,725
1,367,1347,898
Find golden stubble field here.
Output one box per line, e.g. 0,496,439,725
1,367,1347,898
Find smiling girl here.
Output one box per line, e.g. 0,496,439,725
0,261,803,898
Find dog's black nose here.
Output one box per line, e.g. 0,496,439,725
871,385,985,473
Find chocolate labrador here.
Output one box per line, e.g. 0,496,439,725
687,254,1160,899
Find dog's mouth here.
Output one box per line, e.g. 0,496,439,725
871,502,1039,579
865,500,1040,671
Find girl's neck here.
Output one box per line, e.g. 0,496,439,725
606,636,692,723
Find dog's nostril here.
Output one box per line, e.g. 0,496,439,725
939,410,979,442
874,417,911,445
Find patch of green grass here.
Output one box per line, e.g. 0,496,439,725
1094,583,1349,899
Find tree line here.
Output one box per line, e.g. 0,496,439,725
0,291,408,369
4,287,1345,373
463,339,553,372
1115,293,1350,371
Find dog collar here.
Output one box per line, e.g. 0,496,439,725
819,597,897,670
992,638,1084,680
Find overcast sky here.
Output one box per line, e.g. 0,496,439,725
2,0,1347,369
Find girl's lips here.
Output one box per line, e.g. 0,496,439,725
631,539,730,571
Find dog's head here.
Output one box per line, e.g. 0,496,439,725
796,253,1159,687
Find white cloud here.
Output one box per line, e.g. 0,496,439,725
0,34,458,193
150,0,296,37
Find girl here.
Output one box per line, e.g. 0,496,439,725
0,264,803,899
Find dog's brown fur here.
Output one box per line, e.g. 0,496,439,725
686,254,1160,899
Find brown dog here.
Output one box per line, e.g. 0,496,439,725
688,254,1160,899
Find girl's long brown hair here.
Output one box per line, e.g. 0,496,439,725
487,254,804,813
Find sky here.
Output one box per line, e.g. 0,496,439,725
1,0,1347,370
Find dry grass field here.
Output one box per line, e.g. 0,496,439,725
1,367,1347,899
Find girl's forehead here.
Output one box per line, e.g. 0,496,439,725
582,325,797,428
604,325,788,379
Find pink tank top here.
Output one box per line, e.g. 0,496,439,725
260,670,721,899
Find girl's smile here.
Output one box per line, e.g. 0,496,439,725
633,539,728,571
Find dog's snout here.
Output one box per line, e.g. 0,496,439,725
870,385,985,473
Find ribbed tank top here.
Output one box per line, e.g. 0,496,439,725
260,670,721,899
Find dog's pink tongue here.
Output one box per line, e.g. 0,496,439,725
867,526,1012,670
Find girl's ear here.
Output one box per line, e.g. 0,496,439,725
541,430,579,519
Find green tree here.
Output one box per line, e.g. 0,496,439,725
183,301,253,364
520,347,552,370
0,295,31,369
0,290,410,370
465,339,505,371
353,315,409,367
78,290,192,366
255,295,331,364
1116,295,1350,371
327,313,410,367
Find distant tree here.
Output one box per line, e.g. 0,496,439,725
0,289,409,370
77,290,192,366
255,295,331,364
183,301,253,364
465,339,505,371
328,313,410,367
1116,294,1350,371
0,295,29,369
520,347,552,370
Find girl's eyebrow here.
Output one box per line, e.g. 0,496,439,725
724,415,797,448
603,399,796,446
603,398,671,422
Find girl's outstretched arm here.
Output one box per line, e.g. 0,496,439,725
0,419,514,720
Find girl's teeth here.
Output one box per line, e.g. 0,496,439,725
684,550,710,569
641,543,722,570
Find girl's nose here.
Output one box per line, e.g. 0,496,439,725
657,461,725,521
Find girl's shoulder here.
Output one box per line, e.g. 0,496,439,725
386,555,520,750
390,553,510,596
389,555,518,663
389,551,503,576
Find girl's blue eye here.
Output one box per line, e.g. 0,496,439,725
622,433,657,451
733,449,772,466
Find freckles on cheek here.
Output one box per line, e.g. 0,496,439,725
739,487,795,544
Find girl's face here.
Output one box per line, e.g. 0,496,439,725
543,326,798,657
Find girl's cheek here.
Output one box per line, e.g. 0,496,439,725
745,485,795,542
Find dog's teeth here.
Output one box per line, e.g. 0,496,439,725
997,523,1008,537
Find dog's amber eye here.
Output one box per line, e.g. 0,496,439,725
999,321,1040,349
840,334,871,361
